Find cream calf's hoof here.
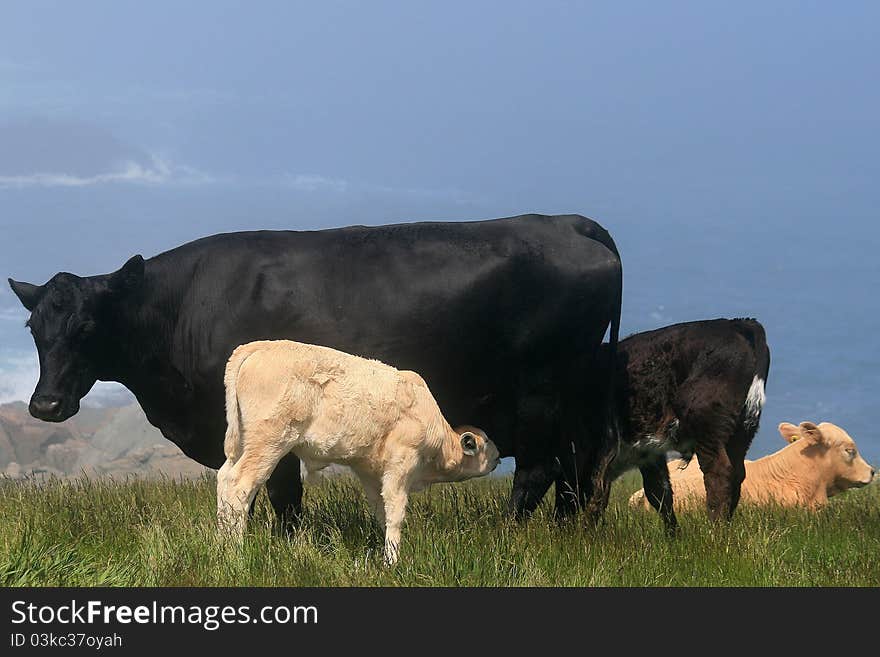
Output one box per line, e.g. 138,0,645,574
383,542,400,567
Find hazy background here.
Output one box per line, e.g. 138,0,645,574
1,2,877,465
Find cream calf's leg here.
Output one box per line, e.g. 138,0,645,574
355,471,385,527
217,458,245,537
381,473,411,566
217,438,294,539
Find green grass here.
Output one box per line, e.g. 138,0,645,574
1,472,878,586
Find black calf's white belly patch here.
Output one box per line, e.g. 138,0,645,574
613,419,694,476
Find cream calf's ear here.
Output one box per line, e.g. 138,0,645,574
798,421,825,445
778,422,801,443
460,432,478,456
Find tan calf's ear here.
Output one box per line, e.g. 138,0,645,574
460,432,478,456
778,422,801,443
798,421,825,445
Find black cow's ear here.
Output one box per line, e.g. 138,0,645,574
109,255,145,293
8,278,44,311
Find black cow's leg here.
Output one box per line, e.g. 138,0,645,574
509,461,557,520
265,452,304,535
553,476,580,519
578,446,615,525
554,439,586,520
509,392,560,520
640,456,678,535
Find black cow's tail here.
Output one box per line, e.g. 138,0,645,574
580,217,624,451
605,254,623,447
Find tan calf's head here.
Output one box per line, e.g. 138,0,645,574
779,421,875,495
450,425,501,480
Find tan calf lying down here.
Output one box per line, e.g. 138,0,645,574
217,340,500,564
630,422,874,511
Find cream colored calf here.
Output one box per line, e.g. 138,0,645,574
217,340,500,564
630,421,875,511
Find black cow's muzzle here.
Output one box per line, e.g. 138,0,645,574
29,395,66,422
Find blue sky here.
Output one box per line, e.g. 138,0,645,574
1,2,878,460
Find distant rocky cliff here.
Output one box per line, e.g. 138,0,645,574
0,401,209,480
0,401,351,481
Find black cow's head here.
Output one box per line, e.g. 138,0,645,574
8,255,144,422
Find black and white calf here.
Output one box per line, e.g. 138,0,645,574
581,318,770,531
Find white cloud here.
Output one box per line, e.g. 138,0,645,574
648,305,672,326
0,118,220,189
281,173,350,193
1,164,476,202
278,172,475,204
0,155,216,189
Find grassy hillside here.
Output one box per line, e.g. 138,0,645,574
1,473,878,586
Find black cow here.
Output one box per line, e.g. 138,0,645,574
8,213,622,525
585,318,770,532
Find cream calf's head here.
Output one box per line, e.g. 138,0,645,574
449,425,501,480
779,421,875,495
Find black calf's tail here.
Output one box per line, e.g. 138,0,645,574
735,319,770,434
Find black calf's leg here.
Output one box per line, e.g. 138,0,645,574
696,446,734,521
675,392,739,522
725,426,751,517
728,456,746,516
509,461,557,520
640,456,678,535
265,452,304,535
